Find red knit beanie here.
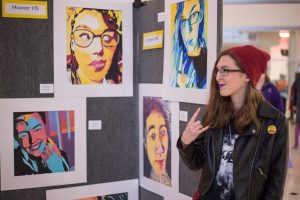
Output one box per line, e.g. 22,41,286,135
226,45,271,87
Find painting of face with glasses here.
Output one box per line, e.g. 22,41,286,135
66,7,122,85
170,0,207,89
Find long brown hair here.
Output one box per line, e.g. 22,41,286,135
202,51,264,133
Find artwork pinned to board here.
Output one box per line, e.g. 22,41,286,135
54,0,133,97
143,96,172,187
139,84,180,198
14,111,75,176
46,179,138,200
0,98,86,191
163,0,218,104
75,192,127,200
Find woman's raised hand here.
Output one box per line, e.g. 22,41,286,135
181,107,210,145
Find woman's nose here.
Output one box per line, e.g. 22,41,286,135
92,37,104,56
155,143,165,154
215,72,222,81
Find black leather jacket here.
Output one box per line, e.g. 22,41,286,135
177,100,288,200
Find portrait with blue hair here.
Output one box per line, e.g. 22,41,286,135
170,0,207,89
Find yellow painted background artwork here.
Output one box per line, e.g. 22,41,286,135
66,7,123,85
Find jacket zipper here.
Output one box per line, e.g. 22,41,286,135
258,167,267,179
247,120,265,200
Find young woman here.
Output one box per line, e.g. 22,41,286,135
67,8,122,84
178,45,288,199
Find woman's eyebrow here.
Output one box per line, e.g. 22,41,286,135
181,4,198,20
33,124,42,129
159,124,167,130
189,4,198,14
216,65,230,69
74,24,90,30
147,125,155,133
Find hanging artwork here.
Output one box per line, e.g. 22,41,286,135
46,179,138,200
143,96,172,186
54,0,133,97
14,111,75,176
163,0,218,104
75,193,127,200
139,84,180,198
0,98,86,190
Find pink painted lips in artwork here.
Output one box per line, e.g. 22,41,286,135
89,60,106,72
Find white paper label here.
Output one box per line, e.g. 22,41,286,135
143,34,163,47
157,12,164,22
5,3,46,16
40,84,54,94
179,110,188,122
88,120,102,130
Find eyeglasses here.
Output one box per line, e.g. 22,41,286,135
72,29,119,48
180,10,203,30
214,68,243,77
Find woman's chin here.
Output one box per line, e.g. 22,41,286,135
187,48,200,57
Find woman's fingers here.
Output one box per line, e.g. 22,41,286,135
193,120,201,128
195,125,210,136
188,107,201,125
181,108,209,145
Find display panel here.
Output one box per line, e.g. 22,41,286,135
0,98,86,190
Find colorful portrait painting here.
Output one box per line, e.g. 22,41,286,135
14,111,75,176
66,7,123,85
76,192,128,200
143,97,172,187
170,0,207,89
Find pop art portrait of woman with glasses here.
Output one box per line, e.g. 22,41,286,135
170,0,207,89
66,7,122,85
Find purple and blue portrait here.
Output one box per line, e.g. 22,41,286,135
170,0,207,89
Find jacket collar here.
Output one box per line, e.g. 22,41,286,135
210,100,272,137
257,100,276,119
243,100,273,136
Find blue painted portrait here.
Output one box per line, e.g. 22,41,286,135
170,0,207,88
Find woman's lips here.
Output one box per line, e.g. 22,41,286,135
30,141,41,151
89,60,106,72
155,159,165,169
218,84,225,88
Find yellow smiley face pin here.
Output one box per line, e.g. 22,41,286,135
267,125,277,135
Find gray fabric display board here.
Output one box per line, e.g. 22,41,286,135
0,0,138,199
0,0,221,199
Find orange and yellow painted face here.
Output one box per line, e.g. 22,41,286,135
15,113,47,157
145,111,169,176
71,9,118,84
180,0,201,56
